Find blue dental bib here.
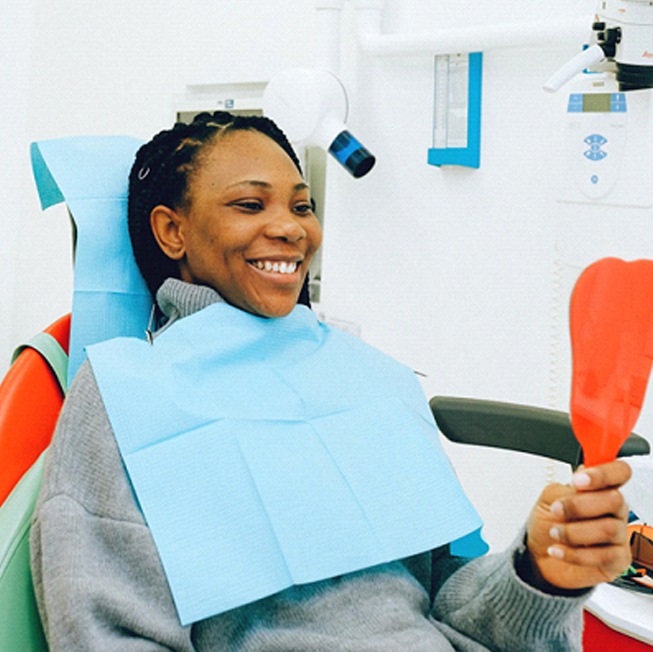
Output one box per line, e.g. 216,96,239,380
88,302,481,625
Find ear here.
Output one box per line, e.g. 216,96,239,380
150,205,186,261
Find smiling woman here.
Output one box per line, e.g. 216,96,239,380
147,128,322,318
127,111,318,313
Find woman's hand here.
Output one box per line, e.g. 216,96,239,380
524,460,632,591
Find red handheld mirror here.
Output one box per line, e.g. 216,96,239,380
570,257,653,467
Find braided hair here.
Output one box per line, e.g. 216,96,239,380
128,110,311,306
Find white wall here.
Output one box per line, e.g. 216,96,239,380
4,0,651,551
1,1,35,373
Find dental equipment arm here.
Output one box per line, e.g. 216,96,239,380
544,44,606,93
545,0,653,93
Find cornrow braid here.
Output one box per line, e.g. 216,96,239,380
127,110,310,306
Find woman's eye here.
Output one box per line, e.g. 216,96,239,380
294,203,313,216
232,201,263,212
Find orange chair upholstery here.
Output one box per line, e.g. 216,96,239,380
0,314,70,505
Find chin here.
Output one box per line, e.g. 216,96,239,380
257,306,297,319
242,298,299,319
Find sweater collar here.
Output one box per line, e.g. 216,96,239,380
156,278,225,325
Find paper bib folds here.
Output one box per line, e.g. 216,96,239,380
88,302,481,625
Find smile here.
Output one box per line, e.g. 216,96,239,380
249,260,299,274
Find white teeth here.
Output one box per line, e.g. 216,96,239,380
252,260,298,274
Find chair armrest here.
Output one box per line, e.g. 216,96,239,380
429,396,650,467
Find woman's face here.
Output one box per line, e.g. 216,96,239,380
153,129,322,318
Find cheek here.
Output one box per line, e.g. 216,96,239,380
183,231,226,280
191,221,229,261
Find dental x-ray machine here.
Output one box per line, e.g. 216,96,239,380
263,68,376,179
546,0,653,207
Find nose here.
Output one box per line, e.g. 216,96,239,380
265,209,306,243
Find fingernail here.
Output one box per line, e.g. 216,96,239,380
572,471,591,488
549,526,561,541
547,546,564,559
550,500,564,518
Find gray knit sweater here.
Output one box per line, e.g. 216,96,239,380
31,279,588,651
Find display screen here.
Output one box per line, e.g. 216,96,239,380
582,93,612,113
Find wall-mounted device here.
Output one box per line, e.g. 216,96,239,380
174,81,267,122
428,52,483,169
263,68,376,179
545,1,653,207
557,74,653,207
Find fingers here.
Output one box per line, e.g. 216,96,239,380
547,503,630,572
542,460,633,582
546,536,632,580
550,487,629,523
570,460,632,493
549,515,628,548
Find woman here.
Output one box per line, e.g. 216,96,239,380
31,111,632,651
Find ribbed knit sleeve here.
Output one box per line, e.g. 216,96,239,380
431,535,587,651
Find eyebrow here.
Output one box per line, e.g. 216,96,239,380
226,180,310,193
